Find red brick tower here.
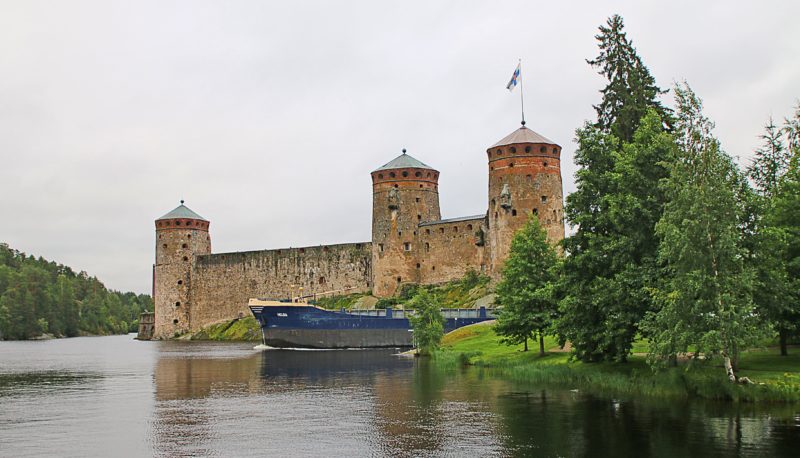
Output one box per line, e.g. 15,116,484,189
486,123,565,276
371,150,441,297
153,201,211,338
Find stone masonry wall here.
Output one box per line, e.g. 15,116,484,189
417,217,487,284
188,242,372,330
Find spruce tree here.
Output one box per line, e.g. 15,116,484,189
495,216,559,355
588,14,671,143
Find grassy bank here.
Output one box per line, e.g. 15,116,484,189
437,323,800,403
188,317,261,342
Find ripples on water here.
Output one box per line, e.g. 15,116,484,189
0,335,798,457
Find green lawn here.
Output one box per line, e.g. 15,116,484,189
437,323,800,403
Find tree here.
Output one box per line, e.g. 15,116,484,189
748,117,791,198
644,83,767,382
588,14,671,143
409,289,444,356
495,216,559,355
558,110,676,362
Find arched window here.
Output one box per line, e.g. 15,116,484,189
390,172,396,178
525,146,531,153
175,301,181,307
540,146,546,153
402,171,408,177
173,319,179,324
182,243,188,249
415,171,421,177
425,242,430,252
467,224,473,231
319,277,326,285
177,280,183,285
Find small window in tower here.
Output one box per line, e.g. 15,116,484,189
415,171,421,177
413,231,417,235
509,162,514,168
543,162,549,168
525,146,532,153
173,319,179,324
323,246,329,252
440,227,444,234
497,149,502,155
553,209,557,220
541,196,548,203
398,231,402,236
416,263,420,269
379,173,384,179
453,226,458,233
425,229,430,235
526,174,532,181
467,224,473,231
512,209,518,216
187,234,191,239
182,243,188,249
415,197,420,203
165,221,171,226
177,280,183,285
510,147,516,153
404,242,411,251
183,256,189,261
159,234,162,239
394,184,399,188
427,172,431,178
390,172,396,178
175,221,181,226
491,198,496,207
319,277,326,285
402,171,408,178
175,301,181,307
540,146,546,153
533,209,539,216
552,147,558,154
162,244,167,249
417,214,421,221
356,243,362,249
397,277,402,283
419,184,423,188
379,243,384,252
425,242,430,252
299,248,305,253
494,212,498,219
186,221,192,226
490,166,494,171
432,266,436,271
434,173,438,179
277,250,282,255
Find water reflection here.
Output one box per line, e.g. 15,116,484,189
1,336,798,457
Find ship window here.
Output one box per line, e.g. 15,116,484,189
541,196,548,203
182,243,188,249
403,242,411,251
177,280,183,285
512,209,517,216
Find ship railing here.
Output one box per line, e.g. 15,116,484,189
345,306,493,319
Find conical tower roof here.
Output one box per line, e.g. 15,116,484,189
157,201,207,221
373,150,435,172
491,125,557,148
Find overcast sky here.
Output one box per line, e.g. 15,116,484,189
1,1,798,294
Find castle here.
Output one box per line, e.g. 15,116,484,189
150,123,564,339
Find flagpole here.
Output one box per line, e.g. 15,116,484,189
519,58,526,126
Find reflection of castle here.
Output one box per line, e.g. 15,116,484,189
151,124,564,338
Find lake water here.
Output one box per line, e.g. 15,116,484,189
0,335,798,457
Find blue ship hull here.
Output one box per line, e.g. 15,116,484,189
249,304,494,348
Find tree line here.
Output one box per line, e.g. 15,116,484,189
0,243,153,340
495,15,800,382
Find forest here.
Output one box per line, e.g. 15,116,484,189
0,243,152,340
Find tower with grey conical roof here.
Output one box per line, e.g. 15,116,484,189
153,201,211,338
371,150,441,296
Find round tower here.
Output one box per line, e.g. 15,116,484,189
486,123,565,276
371,150,441,297
153,201,211,338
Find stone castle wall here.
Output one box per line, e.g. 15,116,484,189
187,243,372,328
417,216,487,284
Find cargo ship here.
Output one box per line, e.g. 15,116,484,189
248,297,495,349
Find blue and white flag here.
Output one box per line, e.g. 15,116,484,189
506,63,520,92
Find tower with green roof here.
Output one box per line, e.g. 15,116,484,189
153,200,211,338
371,150,441,296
